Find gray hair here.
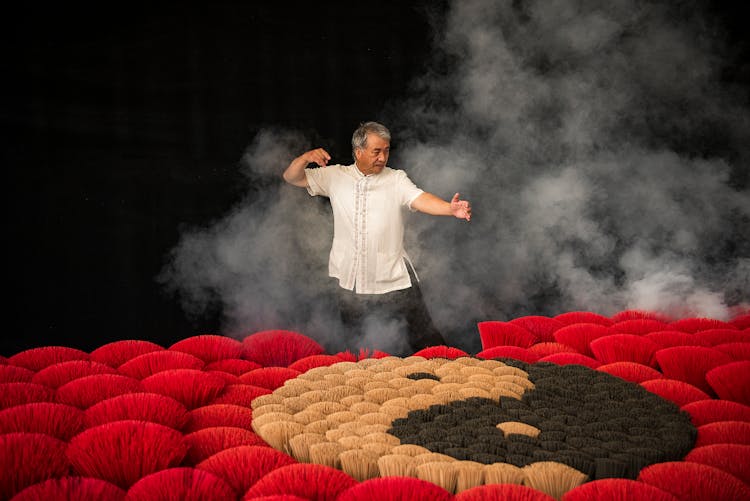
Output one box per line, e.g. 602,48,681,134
351,121,391,159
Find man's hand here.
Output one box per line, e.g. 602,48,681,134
283,147,331,187
450,193,472,221
302,148,331,167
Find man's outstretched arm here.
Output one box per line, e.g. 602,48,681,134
283,148,331,187
411,192,472,221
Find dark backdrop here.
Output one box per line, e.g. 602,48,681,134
4,2,748,355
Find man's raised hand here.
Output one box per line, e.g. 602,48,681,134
304,148,331,167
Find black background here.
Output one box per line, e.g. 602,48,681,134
4,2,748,355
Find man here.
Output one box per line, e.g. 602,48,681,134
283,121,471,355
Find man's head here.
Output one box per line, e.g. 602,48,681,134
352,121,391,176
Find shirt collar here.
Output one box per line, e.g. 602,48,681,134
352,162,383,178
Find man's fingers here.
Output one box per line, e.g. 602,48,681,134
320,150,331,166
308,148,331,167
452,193,471,221
318,148,331,165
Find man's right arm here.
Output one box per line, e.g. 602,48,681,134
283,148,331,187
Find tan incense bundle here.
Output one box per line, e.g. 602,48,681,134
288,432,326,462
411,378,439,393
308,441,345,468
343,369,372,379
493,381,526,397
434,365,461,379
364,387,400,404
324,385,361,401
299,390,328,404
493,366,529,378
464,380,494,392
456,356,480,366
344,376,371,390
402,355,427,364
413,357,442,368
431,382,462,394
379,404,410,419
393,364,421,377
307,379,337,391
339,449,381,482
306,401,347,415
380,404,410,420
431,390,464,405
337,435,363,450
372,372,398,384
358,412,392,426
386,377,414,389
497,421,541,438
476,359,505,370
287,375,315,388
521,461,588,500
361,431,401,446
282,396,309,413
357,358,381,368
438,374,465,384
390,444,431,457
251,411,295,430
361,442,394,456
250,393,284,409
458,386,491,399
408,393,441,409
489,386,523,400
373,357,406,370
325,410,359,425
459,365,493,377
349,401,381,415
413,452,455,466
323,373,348,385
363,380,391,392
415,462,458,493
467,373,497,385
377,454,417,477
329,361,358,372
382,396,411,408
339,394,365,406
257,420,304,454
497,374,535,390
297,366,335,380
454,460,485,493
251,403,289,418
293,409,326,425
397,385,423,398
325,427,354,442
333,421,360,435
484,463,525,485
274,383,306,398
304,419,335,434
354,423,390,436
297,364,342,381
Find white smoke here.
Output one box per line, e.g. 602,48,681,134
160,0,749,354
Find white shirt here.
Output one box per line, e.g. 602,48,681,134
305,163,424,294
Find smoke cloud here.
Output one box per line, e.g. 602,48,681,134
160,0,749,354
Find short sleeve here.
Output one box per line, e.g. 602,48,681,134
305,167,329,197
397,171,424,211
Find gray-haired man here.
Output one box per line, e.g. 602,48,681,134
283,122,471,354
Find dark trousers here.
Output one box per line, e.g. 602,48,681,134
336,262,446,356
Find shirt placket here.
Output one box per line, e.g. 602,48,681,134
351,176,369,292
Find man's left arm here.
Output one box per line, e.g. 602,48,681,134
411,192,472,221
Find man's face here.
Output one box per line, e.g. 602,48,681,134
355,133,390,175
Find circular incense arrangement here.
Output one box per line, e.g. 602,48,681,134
251,356,696,494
